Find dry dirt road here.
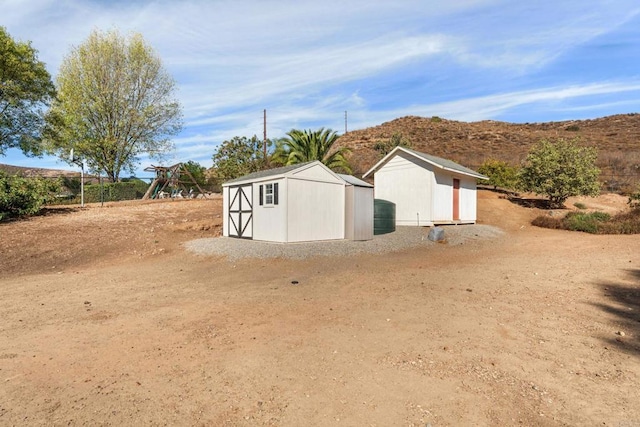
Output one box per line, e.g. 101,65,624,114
0,192,638,426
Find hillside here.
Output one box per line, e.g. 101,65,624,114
0,163,79,178
337,113,640,192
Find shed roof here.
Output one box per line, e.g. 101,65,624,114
222,161,369,187
223,162,314,186
337,174,373,188
362,146,488,180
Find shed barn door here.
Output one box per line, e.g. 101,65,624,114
453,179,460,221
228,185,253,239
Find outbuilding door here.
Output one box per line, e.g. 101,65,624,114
228,185,253,239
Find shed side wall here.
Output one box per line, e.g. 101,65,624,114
432,172,453,222
287,179,345,242
433,172,477,224
345,186,354,240
252,178,287,242
459,178,478,222
352,186,374,240
373,153,433,226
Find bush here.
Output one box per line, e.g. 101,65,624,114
531,215,563,229
564,211,610,233
0,171,60,221
573,202,587,210
532,209,640,234
599,208,640,234
374,132,411,156
478,158,519,190
518,138,600,208
82,180,149,203
55,179,149,204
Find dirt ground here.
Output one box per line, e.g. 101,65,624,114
0,191,638,426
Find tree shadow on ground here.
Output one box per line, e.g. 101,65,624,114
478,187,552,208
592,269,640,356
507,196,555,210
0,206,79,224
37,206,80,217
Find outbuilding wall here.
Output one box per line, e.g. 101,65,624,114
372,154,481,225
286,178,345,242
431,173,478,224
251,178,288,242
373,152,435,226
458,178,478,223
223,161,374,242
345,185,374,241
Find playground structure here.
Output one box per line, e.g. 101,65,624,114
142,163,208,200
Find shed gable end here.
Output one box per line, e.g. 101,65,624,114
290,163,344,184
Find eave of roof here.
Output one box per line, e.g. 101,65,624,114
363,146,488,180
222,161,315,186
337,173,373,188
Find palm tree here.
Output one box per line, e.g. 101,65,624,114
271,128,352,174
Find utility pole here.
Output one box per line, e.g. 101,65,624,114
344,111,348,134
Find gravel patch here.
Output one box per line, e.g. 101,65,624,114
184,225,504,260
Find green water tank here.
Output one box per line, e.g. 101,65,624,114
374,199,396,235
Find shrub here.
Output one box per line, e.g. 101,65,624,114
531,215,564,229
518,138,600,208
573,202,587,210
478,158,519,190
0,171,60,221
55,179,149,204
564,211,610,233
599,208,640,234
83,180,149,203
530,209,640,235
374,132,411,156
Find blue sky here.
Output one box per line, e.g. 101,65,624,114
2,0,640,175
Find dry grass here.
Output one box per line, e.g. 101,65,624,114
337,114,640,191
532,208,640,234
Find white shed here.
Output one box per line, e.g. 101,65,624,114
363,146,488,226
222,161,373,242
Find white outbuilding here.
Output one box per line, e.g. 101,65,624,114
222,161,373,242
363,146,488,226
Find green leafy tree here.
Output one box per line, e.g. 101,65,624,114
373,132,411,157
211,135,271,181
271,128,351,173
181,160,207,187
0,27,55,155
0,171,60,220
518,138,600,207
44,29,182,182
478,158,519,190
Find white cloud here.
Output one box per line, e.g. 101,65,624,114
3,0,640,173
357,81,640,124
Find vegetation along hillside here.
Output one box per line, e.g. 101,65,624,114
336,113,640,192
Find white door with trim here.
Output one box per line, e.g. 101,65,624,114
228,185,253,239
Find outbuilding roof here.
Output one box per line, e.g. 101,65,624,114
222,161,371,187
337,174,373,188
362,146,488,180
223,162,314,186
